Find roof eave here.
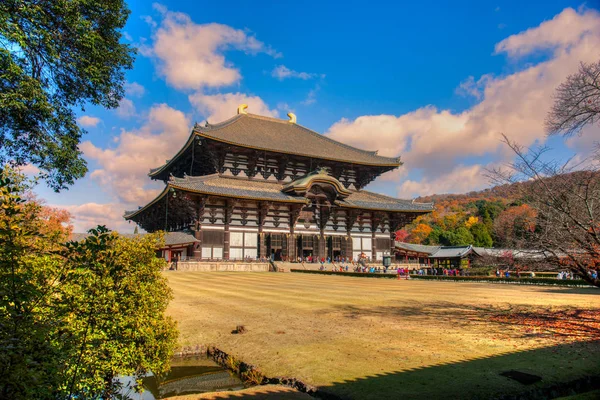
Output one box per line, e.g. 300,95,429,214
148,130,198,178
195,132,402,168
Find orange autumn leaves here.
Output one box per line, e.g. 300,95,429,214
490,308,600,342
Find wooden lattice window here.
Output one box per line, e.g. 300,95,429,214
302,235,314,249
376,238,391,250
271,234,283,249
203,230,224,245
332,236,342,250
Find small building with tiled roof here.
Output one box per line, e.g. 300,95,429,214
125,106,433,262
394,242,555,269
395,242,481,268
69,232,199,262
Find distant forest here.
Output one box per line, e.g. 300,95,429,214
398,177,549,249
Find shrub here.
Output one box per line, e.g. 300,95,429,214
290,270,594,287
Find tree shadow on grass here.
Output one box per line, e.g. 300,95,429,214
320,340,600,400
160,342,600,399
329,303,600,341
536,287,600,295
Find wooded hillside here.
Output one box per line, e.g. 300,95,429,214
398,179,544,248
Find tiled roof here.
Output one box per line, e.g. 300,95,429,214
169,174,307,203
339,190,434,212
395,242,441,255
125,175,433,219
429,246,475,259
196,113,401,166
473,247,549,259
282,168,352,198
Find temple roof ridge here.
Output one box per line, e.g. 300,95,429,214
195,113,394,160
149,111,403,179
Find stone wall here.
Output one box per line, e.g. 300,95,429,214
174,261,270,272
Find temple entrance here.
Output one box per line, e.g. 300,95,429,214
297,234,317,261
266,233,285,261
328,236,343,261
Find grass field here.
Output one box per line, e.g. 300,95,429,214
166,272,600,399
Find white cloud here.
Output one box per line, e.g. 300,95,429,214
125,81,146,98
77,115,101,127
143,4,280,90
327,7,600,197
494,7,600,58
60,202,133,233
82,104,191,205
141,15,157,29
397,164,492,198
116,98,136,118
189,92,278,123
19,164,41,176
301,84,320,105
271,65,324,80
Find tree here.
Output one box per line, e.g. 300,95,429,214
0,168,66,399
545,60,600,136
492,204,537,248
490,58,600,287
470,223,493,247
0,0,135,190
439,227,474,246
60,228,177,398
490,140,599,287
411,223,433,244
464,216,479,229
0,168,177,399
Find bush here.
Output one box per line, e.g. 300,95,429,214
0,171,178,399
290,270,594,287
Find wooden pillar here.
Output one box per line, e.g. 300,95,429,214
223,200,233,260
389,213,399,260
259,233,267,260
316,204,326,261
371,212,377,261
345,209,357,260
346,236,353,259
258,202,270,259
288,206,301,261
193,197,207,259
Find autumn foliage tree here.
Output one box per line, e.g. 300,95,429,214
488,57,600,286
411,223,433,244
0,167,178,399
493,204,537,248
490,141,599,287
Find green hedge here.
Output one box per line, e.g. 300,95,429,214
290,270,595,287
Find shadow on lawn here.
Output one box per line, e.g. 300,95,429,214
175,342,600,400
330,302,600,341
187,304,600,399
537,287,600,295
319,340,600,400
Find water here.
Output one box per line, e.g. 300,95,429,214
119,356,246,399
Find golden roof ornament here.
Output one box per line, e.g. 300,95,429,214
237,104,248,114
287,112,297,124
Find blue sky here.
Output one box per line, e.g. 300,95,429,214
32,1,600,232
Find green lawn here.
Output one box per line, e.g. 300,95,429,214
166,272,600,399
